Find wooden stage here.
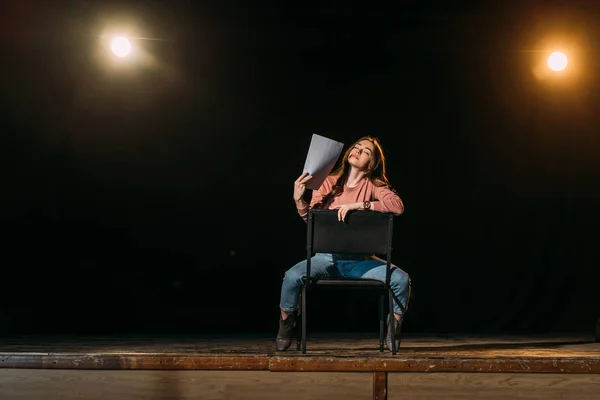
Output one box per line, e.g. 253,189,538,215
1,333,599,399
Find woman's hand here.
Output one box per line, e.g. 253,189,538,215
293,172,312,202
331,202,361,221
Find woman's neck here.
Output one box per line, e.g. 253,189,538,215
345,168,367,188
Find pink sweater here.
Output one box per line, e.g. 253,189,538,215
297,175,404,221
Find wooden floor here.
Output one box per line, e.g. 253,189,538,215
1,333,599,399
1,333,599,373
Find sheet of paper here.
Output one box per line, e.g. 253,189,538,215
302,133,344,190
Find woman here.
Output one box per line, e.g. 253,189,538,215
276,136,410,352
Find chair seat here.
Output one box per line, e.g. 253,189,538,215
313,278,385,287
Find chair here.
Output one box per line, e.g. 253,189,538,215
297,209,409,355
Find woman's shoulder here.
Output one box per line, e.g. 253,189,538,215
317,174,338,191
369,178,396,192
324,173,342,186
370,178,387,187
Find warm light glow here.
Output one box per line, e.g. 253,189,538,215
547,51,568,72
111,36,132,58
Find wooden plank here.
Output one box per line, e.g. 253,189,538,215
3,353,600,373
270,357,600,374
0,370,373,400
1,369,600,400
0,354,269,370
372,371,387,400
388,372,600,400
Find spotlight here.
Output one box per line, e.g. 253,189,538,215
111,36,132,58
547,51,568,72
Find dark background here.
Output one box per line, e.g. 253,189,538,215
1,0,599,337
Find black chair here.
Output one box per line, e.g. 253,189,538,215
297,209,410,355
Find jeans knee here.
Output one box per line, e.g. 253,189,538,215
390,269,409,292
283,268,303,286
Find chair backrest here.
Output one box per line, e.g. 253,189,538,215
307,209,394,255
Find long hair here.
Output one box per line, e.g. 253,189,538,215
321,136,393,205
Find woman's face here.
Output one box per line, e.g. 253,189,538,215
348,140,375,171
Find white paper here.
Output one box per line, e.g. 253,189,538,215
302,133,344,190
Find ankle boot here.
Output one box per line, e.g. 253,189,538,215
385,313,402,353
276,314,296,351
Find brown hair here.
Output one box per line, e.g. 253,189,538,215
320,136,394,205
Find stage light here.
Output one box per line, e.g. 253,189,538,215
111,36,132,58
547,51,568,72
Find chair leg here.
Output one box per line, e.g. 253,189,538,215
389,288,396,355
379,293,384,352
296,294,302,351
301,284,307,354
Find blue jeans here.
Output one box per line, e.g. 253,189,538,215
279,253,410,315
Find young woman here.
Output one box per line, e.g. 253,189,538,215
276,136,410,352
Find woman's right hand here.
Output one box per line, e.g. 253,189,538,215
293,172,312,202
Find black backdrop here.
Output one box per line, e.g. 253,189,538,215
1,1,598,336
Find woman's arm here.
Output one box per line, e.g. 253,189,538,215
296,176,334,221
371,184,404,215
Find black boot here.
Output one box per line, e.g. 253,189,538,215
385,313,402,353
276,314,296,351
